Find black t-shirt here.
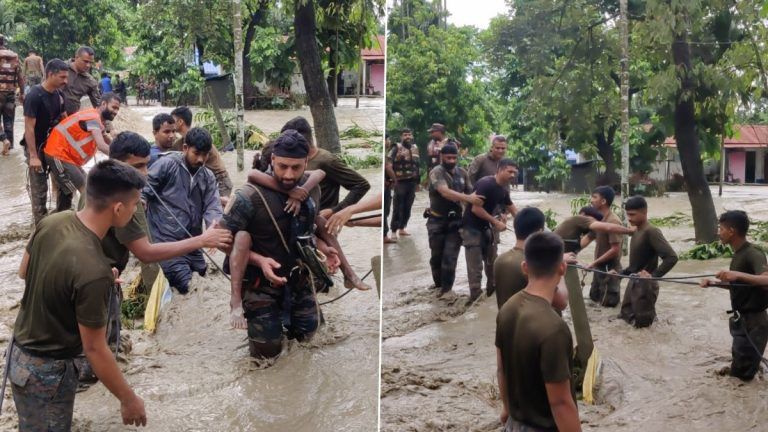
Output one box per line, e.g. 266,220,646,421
462,175,512,230
22,84,64,151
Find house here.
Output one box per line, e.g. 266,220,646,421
339,35,386,97
652,125,768,184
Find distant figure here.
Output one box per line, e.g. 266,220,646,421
22,49,45,89
100,72,112,94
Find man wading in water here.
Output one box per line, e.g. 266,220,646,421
701,210,768,381
221,130,341,359
581,186,624,307
12,160,147,429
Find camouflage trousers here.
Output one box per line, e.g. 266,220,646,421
23,146,50,226
9,345,79,431
242,268,320,359
426,216,462,293
460,227,498,296
729,310,768,381
0,91,15,148
504,417,556,432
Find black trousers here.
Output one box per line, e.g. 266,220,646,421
383,185,392,236
391,179,417,231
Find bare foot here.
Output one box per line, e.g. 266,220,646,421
345,276,372,291
230,306,247,329
383,236,397,244
398,229,411,236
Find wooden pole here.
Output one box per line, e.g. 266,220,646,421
233,0,245,171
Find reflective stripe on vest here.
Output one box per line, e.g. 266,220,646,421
51,110,99,161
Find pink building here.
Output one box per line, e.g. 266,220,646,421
361,35,385,96
662,125,768,184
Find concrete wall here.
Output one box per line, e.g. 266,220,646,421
369,63,385,95
729,150,746,183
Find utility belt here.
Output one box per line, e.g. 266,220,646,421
423,208,461,220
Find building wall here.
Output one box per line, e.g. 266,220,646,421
729,150,746,183
369,63,385,95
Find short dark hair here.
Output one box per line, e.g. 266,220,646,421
524,232,564,278
624,195,648,211
101,72,108,78
45,58,69,76
280,116,312,144
86,160,146,211
152,113,175,133
101,92,121,105
498,158,518,171
492,135,507,144
579,206,603,221
75,46,95,57
171,106,193,127
184,127,213,152
401,128,412,134
719,210,749,237
110,132,151,162
513,207,545,240
593,185,615,206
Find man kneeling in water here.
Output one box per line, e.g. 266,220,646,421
220,130,340,359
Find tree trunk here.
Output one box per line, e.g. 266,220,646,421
327,50,338,106
672,34,717,243
295,0,341,154
233,0,245,171
242,11,260,109
595,126,618,185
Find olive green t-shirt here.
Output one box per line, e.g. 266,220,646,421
101,201,149,273
589,211,623,270
494,247,526,309
308,147,370,213
729,242,768,312
554,215,593,254
621,223,678,278
14,211,113,358
496,291,575,429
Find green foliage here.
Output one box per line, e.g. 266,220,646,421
6,0,131,67
386,0,494,156
248,25,296,89
649,212,692,228
168,68,204,104
340,121,381,139
193,109,269,150
680,242,733,260
544,209,558,231
750,221,768,243
121,292,148,324
534,153,571,188
340,152,382,169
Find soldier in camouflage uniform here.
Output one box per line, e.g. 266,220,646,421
0,35,24,152
21,58,68,225
10,160,147,429
426,145,482,297
221,130,340,359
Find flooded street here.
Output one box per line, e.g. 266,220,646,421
381,186,768,432
0,103,382,431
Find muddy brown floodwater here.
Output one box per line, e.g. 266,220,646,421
381,186,768,432
0,103,382,431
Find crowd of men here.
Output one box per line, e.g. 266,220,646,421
384,123,768,432
5,40,378,429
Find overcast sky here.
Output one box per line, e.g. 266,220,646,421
446,0,509,29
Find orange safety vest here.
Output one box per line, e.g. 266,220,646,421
44,108,103,166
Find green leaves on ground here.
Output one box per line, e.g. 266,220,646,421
680,242,733,260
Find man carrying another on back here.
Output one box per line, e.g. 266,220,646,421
43,92,121,212
12,160,147,429
143,127,223,294
496,232,581,432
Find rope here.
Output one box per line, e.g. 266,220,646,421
348,213,381,223
319,268,373,306
568,264,768,288
145,183,230,281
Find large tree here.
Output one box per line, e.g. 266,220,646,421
294,0,342,153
